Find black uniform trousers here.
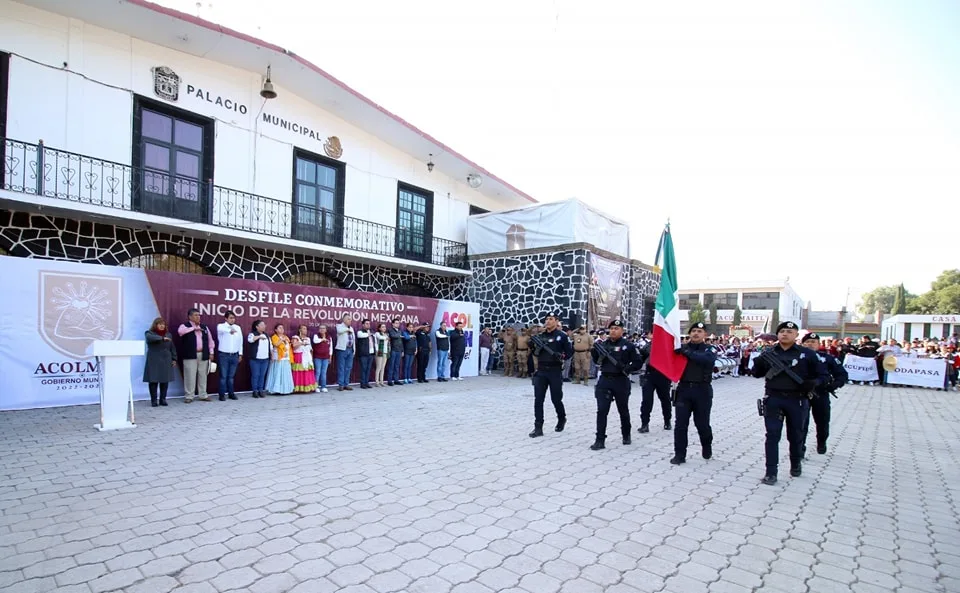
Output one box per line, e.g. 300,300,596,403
533,365,565,427
764,394,810,476
416,349,430,382
640,371,672,425
674,382,712,459
595,375,631,439
802,392,831,448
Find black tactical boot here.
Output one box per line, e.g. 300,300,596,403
762,475,777,486
664,421,672,430
529,426,544,438
702,444,712,459
790,464,802,477
669,456,686,465
150,396,158,407
555,418,566,432
817,442,827,454
638,424,649,433
590,437,605,450
622,434,632,445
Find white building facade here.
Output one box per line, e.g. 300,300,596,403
677,280,805,334
881,314,960,343
0,0,534,295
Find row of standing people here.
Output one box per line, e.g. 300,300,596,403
142,310,471,405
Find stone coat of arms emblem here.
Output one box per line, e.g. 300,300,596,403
152,66,180,102
39,272,122,358
323,136,343,159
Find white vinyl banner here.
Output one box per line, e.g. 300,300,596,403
467,198,631,257
843,354,878,382
885,358,949,389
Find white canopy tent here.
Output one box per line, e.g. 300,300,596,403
466,198,630,258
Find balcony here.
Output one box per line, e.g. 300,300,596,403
0,138,469,270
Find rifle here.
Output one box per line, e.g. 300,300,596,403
531,333,564,362
758,348,805,386
593,341,628,377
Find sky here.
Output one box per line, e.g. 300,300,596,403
158,0,960,310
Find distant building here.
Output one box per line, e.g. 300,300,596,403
678,279,804,334
881,314,960,342
802,309,881,340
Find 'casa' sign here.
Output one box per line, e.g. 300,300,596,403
932,316,958,323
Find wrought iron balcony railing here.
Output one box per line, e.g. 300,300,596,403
0,138,469,270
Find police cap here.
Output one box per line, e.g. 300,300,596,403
689,322,706,333
777,321,799,332
608,320,624,328
801,332,820,342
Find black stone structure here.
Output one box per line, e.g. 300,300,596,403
467,244,660,370
0,210,467,299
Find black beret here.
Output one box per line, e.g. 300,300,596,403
689,322,706,333
801,332,820,342
777,321,798,332
608,319,624,328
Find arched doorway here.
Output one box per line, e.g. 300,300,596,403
120,254,212,275
285,271,341,288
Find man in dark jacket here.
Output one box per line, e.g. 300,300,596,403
752,321,829,485
801,332,847,455
387,318,404,386
415,323,432,382
177,308,215,403
670,322,718,465
449,322,467,380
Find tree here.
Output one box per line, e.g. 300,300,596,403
769,309,779,333
891,283,906,315
907,269,960,314
688,302,705,324
857,285,900,315
708,302,718,333
732,305,742,326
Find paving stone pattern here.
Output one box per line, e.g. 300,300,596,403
1,378,958,593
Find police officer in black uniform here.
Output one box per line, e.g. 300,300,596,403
752,321,829,485
529,313,574,438
670,322,718,464
589,320,643,450
638,343,673,433
800,332,847,455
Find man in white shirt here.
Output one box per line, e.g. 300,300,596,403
216,310,243,401
335,313,356,391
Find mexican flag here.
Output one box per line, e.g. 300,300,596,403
650,224,687,382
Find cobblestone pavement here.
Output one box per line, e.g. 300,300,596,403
1,376,959,593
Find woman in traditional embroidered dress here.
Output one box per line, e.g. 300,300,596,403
291,324,318,393
266,324,294,395
374,323,390,387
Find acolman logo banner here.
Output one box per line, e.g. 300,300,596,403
39,271,122,358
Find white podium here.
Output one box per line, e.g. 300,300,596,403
89,340,145,431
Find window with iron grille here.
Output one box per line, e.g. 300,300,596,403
292,149,345,247
396,182,433,261
132,96,214,223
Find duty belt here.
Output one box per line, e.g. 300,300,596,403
765,389,805,398
678,381,709,387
